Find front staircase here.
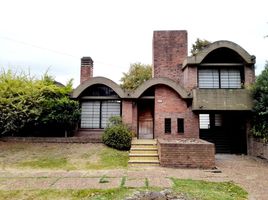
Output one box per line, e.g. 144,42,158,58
128,138,160,166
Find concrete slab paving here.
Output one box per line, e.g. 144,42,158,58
0,177,58,190
52,177,121,189
125,178,146,188
148,177,172,188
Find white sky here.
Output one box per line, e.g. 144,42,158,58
0,0,267,87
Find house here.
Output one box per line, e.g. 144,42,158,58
72,30,255,168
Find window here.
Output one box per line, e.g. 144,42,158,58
198,69,219,88
177,118,184,134
198,68,241,89
220,69,241,88
164,118,171,134
214,114,222,127
199,114,222,129
81,100,121,129
199,114,210,129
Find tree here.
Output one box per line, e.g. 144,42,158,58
252,61,268,141
191,38,211,55
120,63,152,91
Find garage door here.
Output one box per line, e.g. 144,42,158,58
81,101,120,129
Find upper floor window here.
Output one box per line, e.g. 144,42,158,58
198,68,241,89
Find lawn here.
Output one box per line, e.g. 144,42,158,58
0,179,248,200
0,142,128,170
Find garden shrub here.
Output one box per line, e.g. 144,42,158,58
102,116,132,150
0,69,80,136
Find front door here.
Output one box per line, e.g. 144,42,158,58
138,100,154,139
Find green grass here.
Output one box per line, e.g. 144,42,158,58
171,178,248,200
145,178,149,188
99,175,109,183
0,179,248,200
0,143,128,170
120,176,126,188
0,188,132,200
86,147,129,170
18,157,75,170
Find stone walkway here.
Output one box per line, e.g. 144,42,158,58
0,155,267,200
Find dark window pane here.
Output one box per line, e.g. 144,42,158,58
177,118,184,134
165,118,171,134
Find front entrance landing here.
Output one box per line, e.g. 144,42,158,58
128,138,159,166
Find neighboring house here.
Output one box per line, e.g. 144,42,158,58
72,31,255,160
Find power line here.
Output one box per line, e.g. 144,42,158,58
0,35,131,69
0,35,79,59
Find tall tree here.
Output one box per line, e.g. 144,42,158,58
191,38,211,55
252,61,268,141
120,63,152,91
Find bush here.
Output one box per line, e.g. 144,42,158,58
102,116,132,150
0,69,80,136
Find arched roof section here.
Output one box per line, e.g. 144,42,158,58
182,40,255,68
71,77,125,98
131,77,192,99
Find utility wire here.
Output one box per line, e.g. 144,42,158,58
0,35,79,58
0,35,128,69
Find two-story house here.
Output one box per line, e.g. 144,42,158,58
72,30,255,167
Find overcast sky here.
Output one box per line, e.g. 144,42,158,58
0,0,267,87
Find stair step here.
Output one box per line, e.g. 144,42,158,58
131,147,157,151
128,159,160,164
129,138,159,166
130,150,158,154
131,144,157,149
129,153,158,157
131,140,157,145
129,156,159,161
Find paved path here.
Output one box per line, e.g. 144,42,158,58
0,155,267,200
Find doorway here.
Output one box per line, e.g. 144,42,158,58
138,100,154,139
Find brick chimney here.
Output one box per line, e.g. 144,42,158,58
80,57,93,84
153,30,187,84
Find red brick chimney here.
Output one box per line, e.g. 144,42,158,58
80,57,93,84
153,30,187,84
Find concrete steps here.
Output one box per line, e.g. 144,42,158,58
128,138,159,166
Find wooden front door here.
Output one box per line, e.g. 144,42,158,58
138,100,154,139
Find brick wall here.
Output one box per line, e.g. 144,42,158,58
158,139,215,168
153,31,187,84
154,85,199,139
183,66,198,91
122,100,138,135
